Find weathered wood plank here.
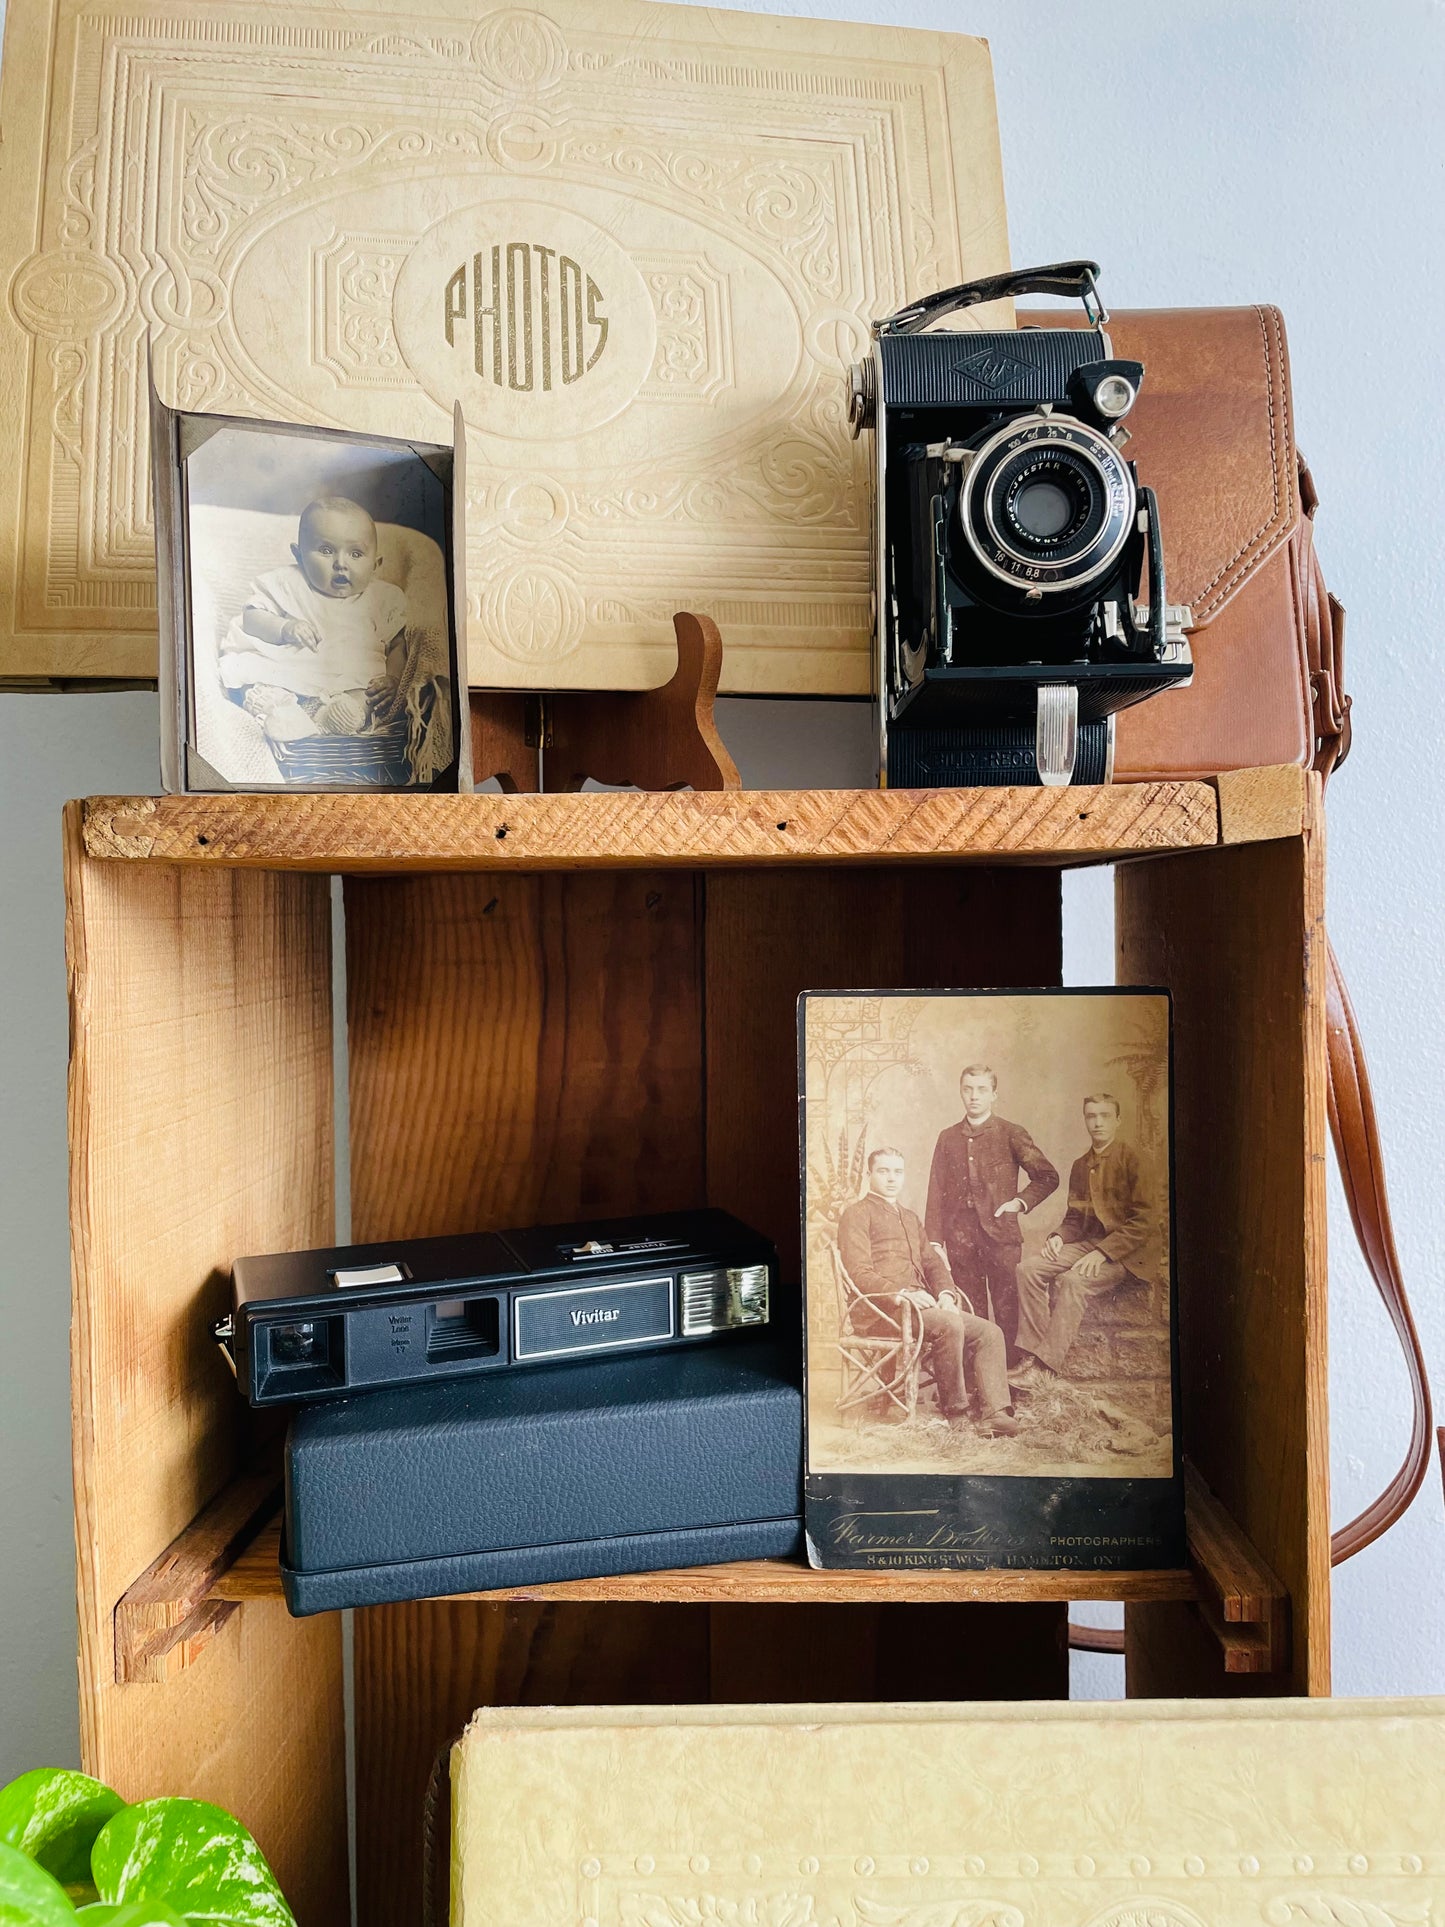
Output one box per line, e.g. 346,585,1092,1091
343,870,706,1241
1118,782,1328,1697
1215,763,1312,845
115,1471,280,1684
215,1518,1197,1607
64,804,347,1925
80,780,1221,872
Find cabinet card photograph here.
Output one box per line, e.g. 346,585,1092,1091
800,988,1183,1572
152,389,468,793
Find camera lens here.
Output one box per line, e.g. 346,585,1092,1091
269,1320,327,1366
1000,454,1097,557
956,413,1135,607
1011,478,1075,542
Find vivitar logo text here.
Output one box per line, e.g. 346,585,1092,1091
570,1305,622,1327
444,242,608,393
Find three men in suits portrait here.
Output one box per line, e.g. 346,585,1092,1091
839,1065,1158,1426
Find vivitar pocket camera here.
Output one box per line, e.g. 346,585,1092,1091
215,1208,775,1407
849,261,1193,788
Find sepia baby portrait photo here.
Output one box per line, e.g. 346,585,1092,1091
152,396,466,793
800,988,1183,1572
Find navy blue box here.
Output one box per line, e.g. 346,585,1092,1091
281,1333,802,1613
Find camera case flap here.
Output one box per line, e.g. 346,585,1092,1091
851,262,1193,789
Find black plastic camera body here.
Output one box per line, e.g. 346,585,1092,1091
850,262,1193,788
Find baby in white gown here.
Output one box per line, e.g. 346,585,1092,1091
218,496,406,742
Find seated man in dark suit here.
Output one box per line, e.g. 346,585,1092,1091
1014,1093,1158,1378
837,1147,1019,1436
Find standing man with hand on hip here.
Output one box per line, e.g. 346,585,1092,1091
925,1064,1058,1362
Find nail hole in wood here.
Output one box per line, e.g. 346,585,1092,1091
196,835,209,846
776,821,788,832
495,825,508,839
483,897,499,915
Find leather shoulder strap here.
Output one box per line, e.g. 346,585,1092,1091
1326,934,1434,1562
1071,943,1429,1654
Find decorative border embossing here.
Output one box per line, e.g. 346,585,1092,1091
3,1,1001,685
576,1850,1443,1927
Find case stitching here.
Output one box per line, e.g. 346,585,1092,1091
1191,305,1294,615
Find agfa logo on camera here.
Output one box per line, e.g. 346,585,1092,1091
443,241,610,393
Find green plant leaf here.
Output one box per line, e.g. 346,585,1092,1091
77,1904,187,1927
90,1803,293,1927
0,1840,79,1927
0,1774,124,1906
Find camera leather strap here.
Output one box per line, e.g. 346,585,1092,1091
1074,930,1430,1660
1324,928,1434,1562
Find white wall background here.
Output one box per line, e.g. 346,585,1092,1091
2,0,1442,1772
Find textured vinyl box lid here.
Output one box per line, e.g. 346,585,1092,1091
284,1333,801,1571
0,0,1009,690
452,1698,1445,1926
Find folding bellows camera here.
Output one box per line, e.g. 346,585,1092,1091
849,261,1194,788
217,1208,774,1407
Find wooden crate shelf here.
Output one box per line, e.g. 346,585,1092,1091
66,761,1327,1927
116,1462,1287,1684
78,763,1309,874
212,1524,1196,1610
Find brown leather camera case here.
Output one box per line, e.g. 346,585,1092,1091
1044,304,1350,783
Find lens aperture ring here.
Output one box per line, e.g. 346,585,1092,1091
959,414,1135,598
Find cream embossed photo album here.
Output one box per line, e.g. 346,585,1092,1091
451,1699,1445,1927
0,0,1010,691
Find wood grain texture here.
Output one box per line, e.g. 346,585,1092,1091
64,805,347,1925
1184,1463,1288,1633
707,1603,1069,1703
1214,763,1310,845
468,691,539,794
544,612,741,792
115,1470,280,1684
346,863,713,1926
1118,797,1328,1696
344,869,705,1240
217,1518,1195,1607
80,778,1222,873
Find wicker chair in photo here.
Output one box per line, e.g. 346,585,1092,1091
829,1241,933,1421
